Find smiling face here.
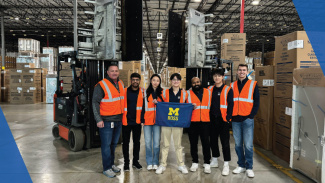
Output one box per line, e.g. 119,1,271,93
191,77,201,90
171,76,181,88
107,66,119,81
213,74,224,85
131,77,140,88
237,66,248,80
151,76,160,89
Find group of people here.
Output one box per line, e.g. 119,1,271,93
92,63,259,179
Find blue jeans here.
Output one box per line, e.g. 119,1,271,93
232,118,254,169
143,125,161,166
99,121,122,171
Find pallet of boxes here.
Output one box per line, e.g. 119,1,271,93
60,62,81,93
221,33,246,85
273,31,319,162
249,52,263,68
0,56,17,69
119,61,142,88
254,66,274,150
264,51,275,66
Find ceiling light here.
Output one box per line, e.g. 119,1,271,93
89,19,93,22
269,24,273,27
58,18,62,21
10,30,13,32
283,24,287,27
35,31,38,33
41,35,44,37
26,17,30,20
13,34,15,36
226,23,229,25
24,34,27,36
53,35,56,37
193,0,201,2
63,35,66,37
60,31,64,33
15,17,19,21
22,30,25,32
267,39,270,42
252,0,260,5
10,17,13,20
256,40,259,42
42,18,46,20
256,23,259,26
48,30,51,32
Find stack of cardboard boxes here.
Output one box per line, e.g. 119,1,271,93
16,38,41,68
249,51,263,67
0,56,17,69
254,66,274,150
264,51,275,66
221,33,246,84
273,31,319,162
59,62,81,93
119,61,142,88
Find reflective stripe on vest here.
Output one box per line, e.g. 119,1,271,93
163,89,166,99
187,90,192,103
220,86,229,109
208,86,213,90
144,90,155,111
232,81,255,103
207,89,211,109
188,90,210,110
100,80,124,102
182,91,186,102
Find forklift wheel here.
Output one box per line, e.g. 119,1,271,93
68,127,85,152
52,124,61,140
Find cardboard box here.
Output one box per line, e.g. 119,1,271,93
274,83,292,98
255,66,274,86
264,58,275,66
221,33,246,44
122,61,141,75
293,67,325,87
221,33,246,64
16,63,35,70
119,70,132,87
274,97,292,129
22,86,40,104
273,140,290,163
9,86,23,104
21,68,42,87
265,51,275,58
275,31,319,68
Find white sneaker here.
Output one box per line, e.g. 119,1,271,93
210,158,218,168
246,169,255,178
222,165,230,176
155,165,166,174
190,163,198,172
153,165,158,170
147,165,153,170
203,164,211,174
178,165,188,174
232,166,246,174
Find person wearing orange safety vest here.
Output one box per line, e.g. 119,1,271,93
121,73,144,171
155,73,189,175
230,64,259,178
186,77,212,174
92,64,125,178
141,74,164,171
207,68,233,176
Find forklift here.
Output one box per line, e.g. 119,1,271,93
52,51,118,151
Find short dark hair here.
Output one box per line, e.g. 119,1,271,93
130,73,141,80
107,64,119,70
237,64,248,70
211,68,224,76
170,73,182,81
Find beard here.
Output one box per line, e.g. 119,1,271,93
192,85,202,92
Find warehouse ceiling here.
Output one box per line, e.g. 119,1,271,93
1,0,303,72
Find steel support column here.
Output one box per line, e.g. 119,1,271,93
73,0,78,51
240,0,245,33
1,15,4,69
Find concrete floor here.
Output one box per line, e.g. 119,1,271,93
0,103,316,183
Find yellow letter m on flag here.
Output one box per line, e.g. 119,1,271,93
168,107,180,116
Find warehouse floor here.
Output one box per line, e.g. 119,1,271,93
0,103,315,183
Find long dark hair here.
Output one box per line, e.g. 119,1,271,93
146,74,164,102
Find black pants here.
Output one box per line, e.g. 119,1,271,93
188,122,211,164
210,116,231,161
122,124,142,164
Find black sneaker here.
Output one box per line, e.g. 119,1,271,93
132,161,143,170
124,164,130,172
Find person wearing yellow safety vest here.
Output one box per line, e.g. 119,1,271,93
141,74,164,171
122,73,144,171
231,64,260,178
155,73,189,175
92,64,125,178
207,68,233,176
186,77,212,174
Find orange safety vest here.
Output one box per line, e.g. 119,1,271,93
98,78,125,116
230,80,257,116
208,85,231,122
187,88,211,122
162,88,187,103
143,90,163,125
122,88,144,126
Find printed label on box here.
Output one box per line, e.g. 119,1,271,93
17,87,22,91
17,70,22,73
29,70,35,73
19,79,21,83
223,39,229,43
285,107,292,116
263,79,274,86
30,87,36,90
1,87,5,89
25,65,30,68
288,40,304,50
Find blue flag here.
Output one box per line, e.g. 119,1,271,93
156,102,193,128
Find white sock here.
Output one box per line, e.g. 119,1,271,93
224,161,229,166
